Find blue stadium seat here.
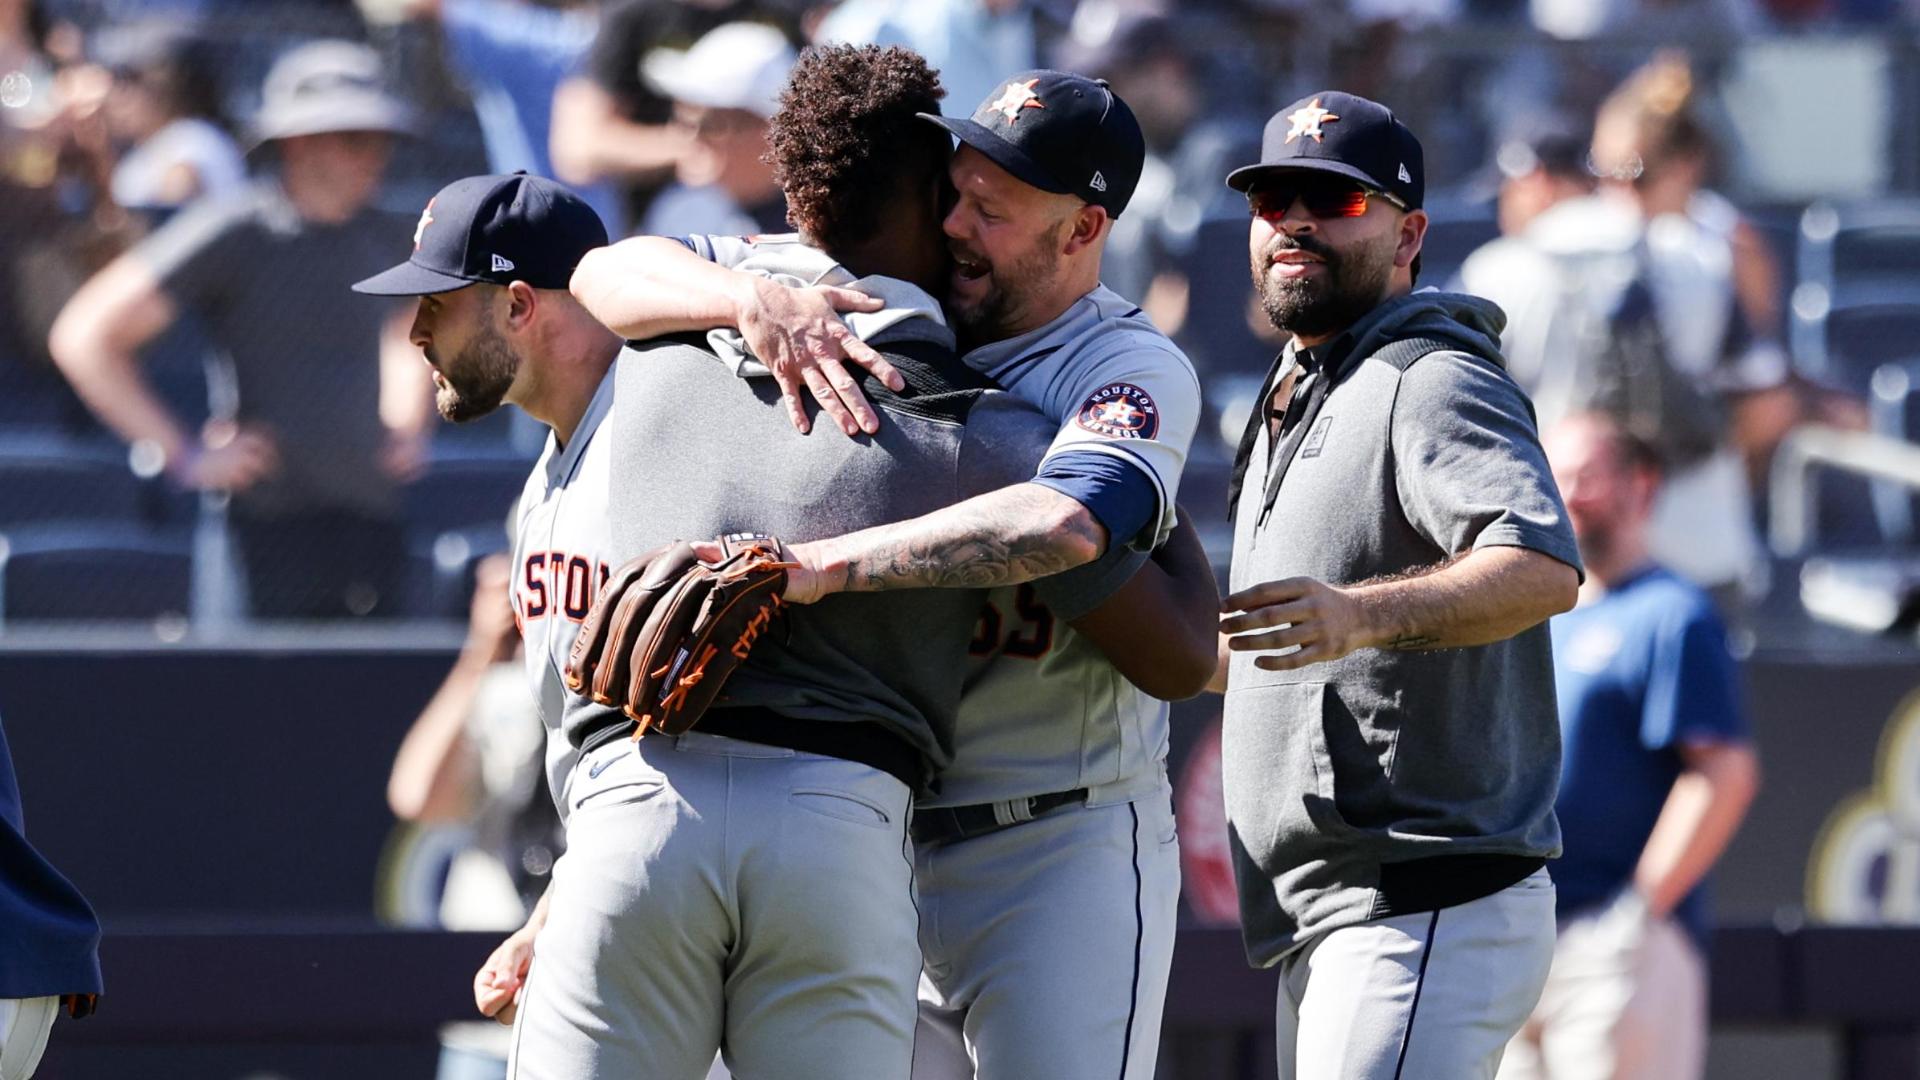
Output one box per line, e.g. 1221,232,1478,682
401,448,534,542
403,523,513,619
0,438,144,529
1416,197,1500,291
1815,299,1920,396
0,523,191,622
1792,199,1920,389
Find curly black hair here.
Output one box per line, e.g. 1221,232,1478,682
765,44,948,253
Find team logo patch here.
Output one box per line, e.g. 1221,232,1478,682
1076,383,1159,440
988,78,1044,124
413,198,435,250
1285,97,1340,144
1299,415,1333,458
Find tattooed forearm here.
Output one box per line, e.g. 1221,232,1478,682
830,484,1107,593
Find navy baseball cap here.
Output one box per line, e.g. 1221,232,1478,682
1226,91,1425,211
918,70,1145,218
353,173,608,296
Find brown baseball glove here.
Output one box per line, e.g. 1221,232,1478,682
566,533,793,737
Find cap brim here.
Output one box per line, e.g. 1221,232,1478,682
1225,156,1389,194
351,259,479,297
917,114,1073,196
253,95,415,148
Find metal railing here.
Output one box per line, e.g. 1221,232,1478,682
1769,424,1920,557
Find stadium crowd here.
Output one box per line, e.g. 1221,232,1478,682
0,0,1906,625
8,1,1916,1078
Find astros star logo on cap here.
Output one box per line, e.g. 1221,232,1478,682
988,78,1044,125
1285,98,1340,144
413,199,435,251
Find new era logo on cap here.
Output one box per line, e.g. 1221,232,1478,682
491,253,515,273
1090,171,1107,192
1398,163,1412,183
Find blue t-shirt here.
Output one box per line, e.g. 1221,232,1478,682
1550,565,1748,951
440,0,623,233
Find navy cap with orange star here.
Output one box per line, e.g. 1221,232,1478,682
918,69,1145,218
351,172,608,296
1226,91,1425,210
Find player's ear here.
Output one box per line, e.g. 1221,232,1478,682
1061,203,1109,256
1395,209,1429,271
502,281,538,331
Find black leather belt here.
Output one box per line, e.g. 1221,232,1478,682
911,788,1088,845
580,706,925,790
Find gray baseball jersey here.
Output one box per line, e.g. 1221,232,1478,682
509,369,616,821
680,233,1201,1080
511,278,1135,1080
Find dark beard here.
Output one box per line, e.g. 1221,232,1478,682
1253,233,1394,339
436,328,518,423
949,222,1064,348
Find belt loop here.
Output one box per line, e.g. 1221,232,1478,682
991,798,1035,827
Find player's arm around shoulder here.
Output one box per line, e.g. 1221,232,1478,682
1067,505,1219,700
780,393,1111,604
571,235,898,436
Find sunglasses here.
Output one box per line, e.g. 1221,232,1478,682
1247,178,1407,221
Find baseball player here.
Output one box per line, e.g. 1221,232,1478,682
348,172,618,1054
572,65,1211,1079
488,49,1153,1080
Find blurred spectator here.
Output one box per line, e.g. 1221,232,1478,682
1529,0,1759,41
0,708,101,1080
1453,112,1594,351
634,21,791,238
0,0,136,371
94,23,244,219
47,39,433,619
394,0,621,232
387,554,561,1080
1478,54,1775,601
549,0,797,231
1054,12,1194,306
1503,411,1759,1080
814,0,1038,128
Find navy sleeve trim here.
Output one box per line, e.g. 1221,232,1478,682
1031,449,1157,549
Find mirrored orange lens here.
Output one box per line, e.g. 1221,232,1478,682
1248,184,1372,220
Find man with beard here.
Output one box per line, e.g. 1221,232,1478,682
572,64,1209,1080
1211,91,1583,1080
352,170,617,840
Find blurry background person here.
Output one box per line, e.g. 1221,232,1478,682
634,20,793,238
1453,112,1595,362
1502,411,1761,1080
0,707,101,1080
548,0,798,233
1483,54,1782,606
813,0,1038,130
392,0,620,232
387,554,561,1080
46,39,433,619
0,0,136,384
94,22,244,221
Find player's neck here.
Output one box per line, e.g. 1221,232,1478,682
987,256,1103,345
523,326,621,447
813,231,944,296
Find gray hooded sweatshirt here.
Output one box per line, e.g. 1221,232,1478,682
1224,291,1582,967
